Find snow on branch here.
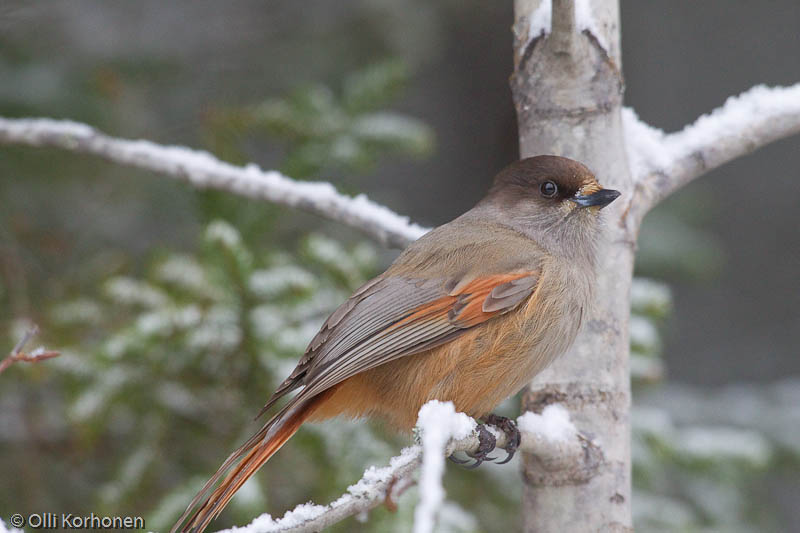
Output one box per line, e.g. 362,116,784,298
526,0,608,52
0,324,60,375
626,83,800,215
214,402,595,533
0,117,428,249
413,401,475,533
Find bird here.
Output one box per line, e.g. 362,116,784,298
172,155,620,533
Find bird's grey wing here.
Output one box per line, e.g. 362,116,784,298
259,269,539,414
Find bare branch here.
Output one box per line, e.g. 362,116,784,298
550,0,577,53
516,0,611,62
0,117,428,249
214,406,599,533
0,324,60,375
627,83,800,218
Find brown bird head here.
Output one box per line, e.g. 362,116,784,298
487,155,619,212
481,155,620,258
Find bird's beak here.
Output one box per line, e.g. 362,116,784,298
571,188,621,209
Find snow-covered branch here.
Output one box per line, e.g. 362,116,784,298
0,117,428,249
215,402,597,533
413,401,476,533
626,83,800,217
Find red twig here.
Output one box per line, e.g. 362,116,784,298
383,474,416,513
0,324,60,375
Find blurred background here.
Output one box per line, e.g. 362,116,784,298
0,1,798,532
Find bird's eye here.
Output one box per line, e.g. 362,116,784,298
540,180,558,198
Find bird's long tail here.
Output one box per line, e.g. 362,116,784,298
171,391,332,533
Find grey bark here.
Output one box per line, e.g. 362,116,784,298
512,1,634,531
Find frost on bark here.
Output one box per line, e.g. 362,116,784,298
512,1,634,531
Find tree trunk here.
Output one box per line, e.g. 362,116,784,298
512,1,634,531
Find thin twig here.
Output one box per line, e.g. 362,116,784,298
0,325,60,375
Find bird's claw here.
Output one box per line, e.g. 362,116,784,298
450,423,497,469
447,454,470,464
484,413,521,464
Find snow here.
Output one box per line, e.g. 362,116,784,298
206,220,242,248
156,255,210,294
633,405,772,468
623,83,800,179
104,277,168,308
138,141,428,244
574,0,603,44
351,112,432,153
527,0,608,51
249,266,316,298
631,405,674,437
517,404,576,442
622,107,671,179
273,322,321,353
50,298,103,326
629,315,659,354
0,116,428,246
47,348,95,377
630,278,671,315
437,501,478,533
413,400,476,533
70,366,131,421
187,306,241,351
676,426,771,467
155,382,200,417
0,518,22,533
215,502,328,533
135,311,172,337
528,0,552,39
344,444,420,498
213,445,423,533
633,491,696,530
0,116,93,138
249,305,287,340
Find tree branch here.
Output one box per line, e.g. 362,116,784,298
214,403,599,533
550,0,577,53
0,117,428,249
626,83,800,218
0,324,60,375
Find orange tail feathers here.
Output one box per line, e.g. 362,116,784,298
172,391,333,533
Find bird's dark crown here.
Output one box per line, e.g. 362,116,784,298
488,155,599,200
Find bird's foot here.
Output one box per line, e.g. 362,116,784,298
448,423,497,468
484,413,521,464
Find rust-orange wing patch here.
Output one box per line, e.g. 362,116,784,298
447,271,539,328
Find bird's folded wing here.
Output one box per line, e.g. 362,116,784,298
262,269,539,412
